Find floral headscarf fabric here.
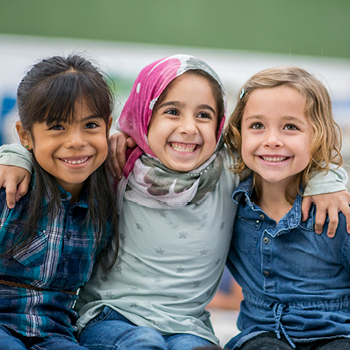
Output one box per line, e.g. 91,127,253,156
116,54,227,210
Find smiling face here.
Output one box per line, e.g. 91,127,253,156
17,100,111,200
147,72,219,172
241,86,313,189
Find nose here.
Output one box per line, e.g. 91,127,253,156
263,128,283,148
178,114,198,136
65,127,87,148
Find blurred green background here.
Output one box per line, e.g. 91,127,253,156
1,0,349,59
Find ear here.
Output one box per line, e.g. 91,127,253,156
107,116,113,135
16,121,33,150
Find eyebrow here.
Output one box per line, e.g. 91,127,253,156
80,115,103,122
158,101,216,114
244,115,306,124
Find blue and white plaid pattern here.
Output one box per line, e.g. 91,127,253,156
0,181,107,341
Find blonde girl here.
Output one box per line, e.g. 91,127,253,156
224,66,350,350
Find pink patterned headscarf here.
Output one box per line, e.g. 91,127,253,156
116,54,227,178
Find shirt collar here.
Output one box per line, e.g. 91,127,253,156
232,175,315,232
30,173,89,209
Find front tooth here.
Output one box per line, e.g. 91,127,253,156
171,144,195,152
263,157,286,162
64,158,87,164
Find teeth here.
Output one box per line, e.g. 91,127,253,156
262,156,287,162
170,143,196,152
62,157,89,165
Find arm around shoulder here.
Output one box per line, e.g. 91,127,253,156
304,165,348,196
0,143,33,173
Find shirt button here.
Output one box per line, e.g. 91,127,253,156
66,232,71,239
259,214,265,220
263,270,270,277
263,237,269,244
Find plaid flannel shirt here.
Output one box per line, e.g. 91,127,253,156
0,179,107,341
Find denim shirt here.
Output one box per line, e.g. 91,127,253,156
226,176,350,349
0,178,105,342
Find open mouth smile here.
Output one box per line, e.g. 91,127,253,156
60,156,91,165
169,142,199,152
260,156,289,162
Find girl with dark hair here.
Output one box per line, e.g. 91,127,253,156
0,55,118,349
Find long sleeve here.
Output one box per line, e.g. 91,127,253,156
0,143,33,173
304,164,348,196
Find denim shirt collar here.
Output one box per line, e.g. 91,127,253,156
232,175,315,232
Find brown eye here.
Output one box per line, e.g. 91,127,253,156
250,123,264,130
284,124,298,131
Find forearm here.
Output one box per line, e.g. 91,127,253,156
0,143,33,173
305,165,348,196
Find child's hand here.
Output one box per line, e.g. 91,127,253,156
301,190,350,238
0,165,31,209
106,132,136,178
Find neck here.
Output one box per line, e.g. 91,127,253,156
255,176,297,223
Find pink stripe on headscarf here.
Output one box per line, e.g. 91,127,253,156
116,54,226,178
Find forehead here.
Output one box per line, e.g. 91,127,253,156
44,98,96,125
244,86,306,119
164,73,217,101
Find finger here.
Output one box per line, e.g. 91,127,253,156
115,141,127,175
5,182,18,209
108,133,127,178
314,209,327,234
338,201,350,234
325,207,339,238
110,151,123,179
301,196,312,221
16,172,31,201
126,137,137,148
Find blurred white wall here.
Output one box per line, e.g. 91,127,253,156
2,34,350,160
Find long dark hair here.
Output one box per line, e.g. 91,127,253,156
14,54,118,272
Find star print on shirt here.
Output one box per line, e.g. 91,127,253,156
119,232,126,241
105,291,116,298
154,277,163,284
220,222,225,231
201,212,208,220
114,265,122,274
176,266,185,273
155,247,164,255
200,249,209,255
136,222,145,231
158,210,167,218
178,231,188,239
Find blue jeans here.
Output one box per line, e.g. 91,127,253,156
79,306,212,350
0,325,89,350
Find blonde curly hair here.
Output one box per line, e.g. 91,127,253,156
224,66,342,203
